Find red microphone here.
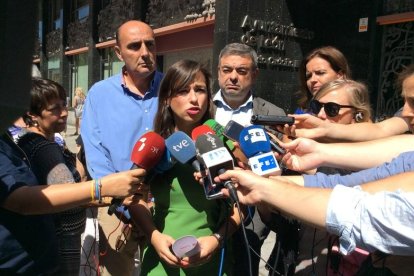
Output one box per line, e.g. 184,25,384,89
130,131,165,170
108,131,165,215
191,125,215,141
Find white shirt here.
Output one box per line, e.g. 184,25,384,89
213,90,254,127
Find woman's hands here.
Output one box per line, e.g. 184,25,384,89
181,235,220,267
151,231,182,267
151,232,221,268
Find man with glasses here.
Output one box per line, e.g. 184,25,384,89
213,43,286,276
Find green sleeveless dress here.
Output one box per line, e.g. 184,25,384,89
141,163,234,275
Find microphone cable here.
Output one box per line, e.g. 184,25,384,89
217,169,252,276
233,194,253,276
217,202,230,276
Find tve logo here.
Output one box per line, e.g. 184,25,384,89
172,139,191,152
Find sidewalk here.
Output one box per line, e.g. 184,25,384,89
64,110,79,152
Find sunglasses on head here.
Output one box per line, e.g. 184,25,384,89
309,99,355,117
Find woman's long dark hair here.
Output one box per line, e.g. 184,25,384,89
153,60,214,138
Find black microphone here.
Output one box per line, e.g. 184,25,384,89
195,133,238,202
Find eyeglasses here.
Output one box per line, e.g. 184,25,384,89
309,99,355,117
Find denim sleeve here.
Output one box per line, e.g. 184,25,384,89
326,185,414,255
304,151,414,188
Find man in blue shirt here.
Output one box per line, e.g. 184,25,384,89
81,20,163,275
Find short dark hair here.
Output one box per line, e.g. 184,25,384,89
218,43,258,69
23,78,67,126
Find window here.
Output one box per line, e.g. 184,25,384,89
71,0,89,22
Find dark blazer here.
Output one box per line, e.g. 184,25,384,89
251,96,286,116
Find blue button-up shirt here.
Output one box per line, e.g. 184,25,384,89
326,185,414,255
81,70,163,178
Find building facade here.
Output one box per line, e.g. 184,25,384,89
34,0,414,117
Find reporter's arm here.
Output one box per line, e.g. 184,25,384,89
218,171,330,228
360,171,414,193
319,134,414,170
282,135,414,171
292,115,409,142
2,169,144,214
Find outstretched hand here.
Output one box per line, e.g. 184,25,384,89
216,169,266,205
277,114,330,140
101,168,146,198
280,137,323,172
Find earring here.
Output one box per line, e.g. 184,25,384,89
354,112,364,122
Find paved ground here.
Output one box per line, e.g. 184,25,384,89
64,111,276,275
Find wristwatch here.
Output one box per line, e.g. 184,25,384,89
212,232,224,247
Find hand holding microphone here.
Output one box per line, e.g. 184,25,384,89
108,131,165,215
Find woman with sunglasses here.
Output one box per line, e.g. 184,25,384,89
130,60,241,275
295,79,372,275
310,79,371,124
296,46,351,113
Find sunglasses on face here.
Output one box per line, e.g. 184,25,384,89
309,99,355,117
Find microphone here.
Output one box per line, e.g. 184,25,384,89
191,125,215,141
204,119,235,151
165,131,201,171
225,119,285,155
144,147,176,184
195,133,238,202
108,131,165,215
239,125,281,176
130,132,166,170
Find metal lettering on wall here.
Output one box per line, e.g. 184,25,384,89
240,15,314,69
376,22,414,119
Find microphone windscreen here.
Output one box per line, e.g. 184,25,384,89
153,148,176,173
204,119,234,150
191,125,215,141
195,133,225,154
239,126,271,158
165,131,197,164
130,132,165,170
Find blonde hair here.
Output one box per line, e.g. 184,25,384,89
75,87,85,99
314,79,371,122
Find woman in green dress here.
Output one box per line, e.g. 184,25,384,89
131,60,241,275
